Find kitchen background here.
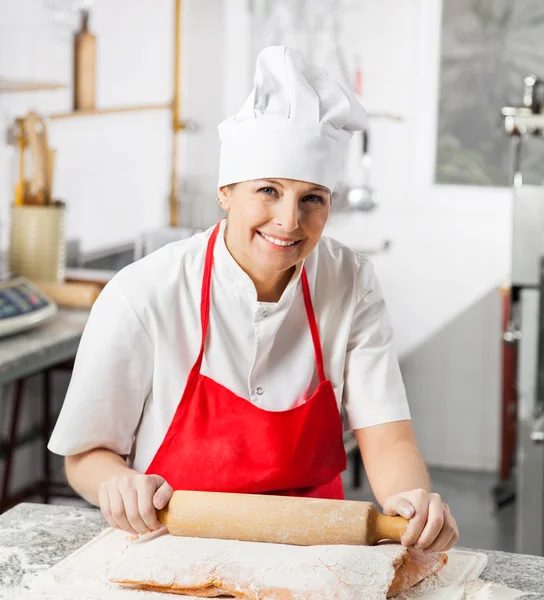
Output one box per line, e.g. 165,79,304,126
0,0,542,556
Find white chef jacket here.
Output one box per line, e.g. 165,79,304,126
48,220,410,473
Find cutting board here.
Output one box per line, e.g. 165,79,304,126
397,550,488,599
18,528,488,599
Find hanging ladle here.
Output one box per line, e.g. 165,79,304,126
347,129,378,211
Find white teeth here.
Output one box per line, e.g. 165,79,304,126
260,233,297,247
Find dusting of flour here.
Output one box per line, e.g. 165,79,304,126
462,580,532,600
394,552,530,600
14,528,407,600
11,528,525,600
108,533,408,599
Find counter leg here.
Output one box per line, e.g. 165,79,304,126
0,380,25,513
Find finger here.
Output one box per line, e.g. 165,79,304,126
153,480,174,511
428,507,459,553
382,495,415,520
122,487,152,535
108,486,138,535
441,507,459,551
137,481,162,531
440,528,460,553
426,509,455,553
98,483,116,529
401,490,430,547
415,494,445,550
444,528,460,551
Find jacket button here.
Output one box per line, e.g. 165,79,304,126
256,387,264,395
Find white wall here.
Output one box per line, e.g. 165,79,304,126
324,0,511,471
177,0,226,230
0,0,185,253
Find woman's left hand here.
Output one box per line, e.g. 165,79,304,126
383,489,459,552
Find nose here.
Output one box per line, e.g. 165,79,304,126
273,195,299,232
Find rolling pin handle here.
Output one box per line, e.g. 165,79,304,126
373,513,409,544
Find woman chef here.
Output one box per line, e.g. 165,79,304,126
49,46,458,553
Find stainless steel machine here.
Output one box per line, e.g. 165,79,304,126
502,76,544,556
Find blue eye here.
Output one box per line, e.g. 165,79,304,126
304,194,325,204
258,187,276,195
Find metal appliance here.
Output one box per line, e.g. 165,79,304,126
502,75,544,556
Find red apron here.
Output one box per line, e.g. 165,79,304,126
146,222,347,499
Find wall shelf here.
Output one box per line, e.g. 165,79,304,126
5,0,186,227
49,103,173,120
367,111,404,122
0,79,67,93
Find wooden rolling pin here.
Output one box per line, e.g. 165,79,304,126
36,281,101,308
158,491,409,547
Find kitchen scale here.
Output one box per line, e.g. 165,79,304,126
0,276,57,338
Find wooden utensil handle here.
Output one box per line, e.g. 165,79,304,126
36,281,101,308
372,513,409,544
159,491,409,547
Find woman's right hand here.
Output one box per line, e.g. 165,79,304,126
98,473,173,535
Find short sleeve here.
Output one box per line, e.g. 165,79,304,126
343,261,410,430
48,279,153,457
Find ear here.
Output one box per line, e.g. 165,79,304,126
217,186,231,210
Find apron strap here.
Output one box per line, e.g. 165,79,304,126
192,221,326,385
300,267,326,384
191,221,222,375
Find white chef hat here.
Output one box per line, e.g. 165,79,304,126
217,45,368,192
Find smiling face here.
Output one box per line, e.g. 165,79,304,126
218,178,331,286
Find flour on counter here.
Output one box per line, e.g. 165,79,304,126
463,580,533,600
8,539,195,599
11,528,413,600
8,528,500,600
0,545,52,599
395,551,532,600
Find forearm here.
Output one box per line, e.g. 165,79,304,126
354,421,430,507
65,448,137,506
369,440,430,505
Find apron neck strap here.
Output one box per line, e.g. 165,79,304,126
300,267,326,383
193,221,326,384
192,221,221,373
